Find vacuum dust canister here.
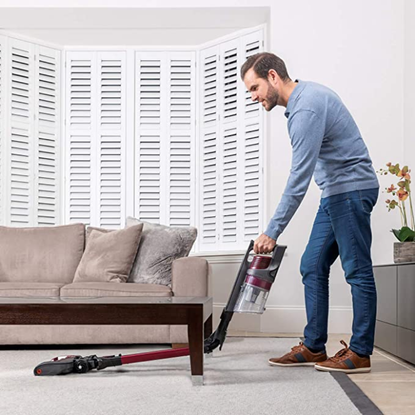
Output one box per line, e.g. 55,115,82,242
233,254,274,314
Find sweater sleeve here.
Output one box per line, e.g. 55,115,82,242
264,110,325,241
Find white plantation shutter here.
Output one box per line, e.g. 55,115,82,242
199,29,264,251
244,33,262,118
135,52,195,226
220,40,239,245
241,31,263,242
97,53,126,228
8,38,34,226
66,52,95,225
34,45,61,226
135,54,163,223
0,36,5,225
2,37,61,227
199,46,219,248
65,51,126,228
167,54,195,227
243,122,262,240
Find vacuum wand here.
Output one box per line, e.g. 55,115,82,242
34,348,191,376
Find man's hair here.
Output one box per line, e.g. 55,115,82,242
240,52,290,82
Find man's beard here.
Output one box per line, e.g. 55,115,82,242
263,84,279,111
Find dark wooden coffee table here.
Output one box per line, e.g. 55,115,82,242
0,296,213,385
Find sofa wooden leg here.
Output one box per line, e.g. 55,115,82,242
171,343,188,349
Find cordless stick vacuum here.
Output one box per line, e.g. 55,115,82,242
34,241,286,376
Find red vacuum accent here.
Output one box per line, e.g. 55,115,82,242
120,347,190,364
250,255,272,270
244,275,272,290
243,255,272,290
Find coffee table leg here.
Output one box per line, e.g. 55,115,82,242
188,307,204,385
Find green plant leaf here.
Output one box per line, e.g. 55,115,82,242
392,228,402,241
398,226,415,242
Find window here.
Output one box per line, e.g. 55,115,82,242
0,27,265,253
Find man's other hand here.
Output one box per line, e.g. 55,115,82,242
254,233,276,254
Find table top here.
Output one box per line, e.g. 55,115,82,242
0,296,212,306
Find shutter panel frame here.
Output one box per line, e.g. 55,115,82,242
65,51,96,225
135,52,164,224
34,44,61,226
198,28,265,252
166,52,196,228
0,35,7,225
199,45,220,251
7,38,34,226
97,51,126,229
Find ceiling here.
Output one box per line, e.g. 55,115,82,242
0,7,269,46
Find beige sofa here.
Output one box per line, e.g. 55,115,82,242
0,223,209,345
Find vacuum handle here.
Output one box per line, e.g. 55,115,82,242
268,244,287,277
97,355,122,370
246,244,287,282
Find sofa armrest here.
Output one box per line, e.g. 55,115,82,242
171,257,209,297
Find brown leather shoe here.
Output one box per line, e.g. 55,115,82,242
315,340,371,373
269,341,327,367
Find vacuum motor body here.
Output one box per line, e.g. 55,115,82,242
234,254,274,314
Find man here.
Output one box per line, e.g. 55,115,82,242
241,52,379,374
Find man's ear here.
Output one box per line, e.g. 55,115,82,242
267,69,279,85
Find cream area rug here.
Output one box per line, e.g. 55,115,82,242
0,337,380,415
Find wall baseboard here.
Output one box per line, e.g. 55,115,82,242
212,304,353,334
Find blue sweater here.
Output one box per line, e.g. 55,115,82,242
265,80,379,241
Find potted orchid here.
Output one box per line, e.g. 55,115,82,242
377,162,415,263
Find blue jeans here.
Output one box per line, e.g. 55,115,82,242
300,188,379,356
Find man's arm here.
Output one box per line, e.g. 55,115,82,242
263,109,325,242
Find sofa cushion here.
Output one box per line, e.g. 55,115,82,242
61,282,172,297
85,226,112,242
73,224,143,283
125,217,197,286
0,282,63,297
0,223,85,283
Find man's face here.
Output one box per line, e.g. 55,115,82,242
243,68,280,111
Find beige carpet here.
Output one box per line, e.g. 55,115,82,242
0,337,364,415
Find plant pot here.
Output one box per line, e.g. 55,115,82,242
394,242,415,263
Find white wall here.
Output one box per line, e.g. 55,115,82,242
198,0,404,333
0,7,268,46
404,0,415,169
0,0,406,334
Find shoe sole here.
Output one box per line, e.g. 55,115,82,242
314,364,371,374
268,361,317,367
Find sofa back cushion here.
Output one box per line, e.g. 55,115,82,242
73,224,143,283
125,216,197,286
0,223,85,283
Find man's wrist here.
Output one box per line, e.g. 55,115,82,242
263,228,278,241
